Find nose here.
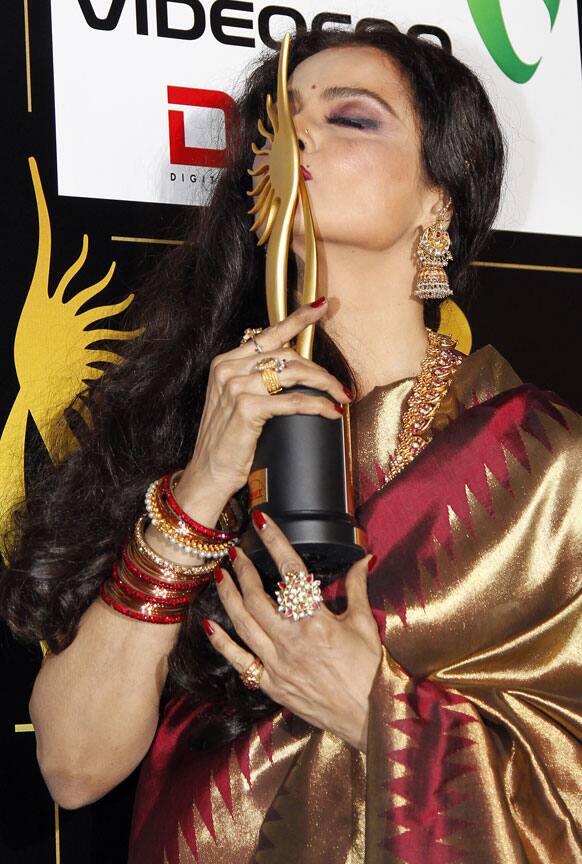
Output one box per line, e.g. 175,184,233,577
295,123,312,155
291,106,313,155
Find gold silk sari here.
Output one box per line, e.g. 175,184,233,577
129,345,582,863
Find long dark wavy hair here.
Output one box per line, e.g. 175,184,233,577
0,24,505,748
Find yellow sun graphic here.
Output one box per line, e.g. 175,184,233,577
0,157,142,545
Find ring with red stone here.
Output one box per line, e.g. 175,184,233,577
240,656,264,690
275,566,323,621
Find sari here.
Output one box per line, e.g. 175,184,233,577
128,344,582,863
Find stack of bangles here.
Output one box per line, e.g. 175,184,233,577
99,470,242,624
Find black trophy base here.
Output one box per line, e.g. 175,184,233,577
239,385,367,580
240,515,366,580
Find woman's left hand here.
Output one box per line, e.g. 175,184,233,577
203,511,382,752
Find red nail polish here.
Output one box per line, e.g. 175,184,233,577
214,565,224,583
334,403,344,415
368,555,377,571
202,618,215,636
252,510,268,530
227,546,237,562
343,387,353,401
310,296,326,308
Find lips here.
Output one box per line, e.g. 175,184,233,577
300,165,313,181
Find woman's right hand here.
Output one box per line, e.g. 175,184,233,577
176,299,351,506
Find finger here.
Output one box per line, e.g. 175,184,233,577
271,355,350,404
241,299,328,355
214,566,275,661
234,391,344,424
228,546,281,635
345,554,376,617
251,511,333,619
202,618,272,693
226,346,352,401
223,362,350,406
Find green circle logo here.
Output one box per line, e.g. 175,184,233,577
467,0,561,83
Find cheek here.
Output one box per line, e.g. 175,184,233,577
319,141,422,240
341,140,415,197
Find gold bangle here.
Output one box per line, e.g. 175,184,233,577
145,481,234,557
133,514,215,578
149,479,232,549
125,539,212,590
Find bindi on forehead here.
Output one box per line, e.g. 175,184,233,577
288,82,317,95
290,47,412,110
287,83,400,120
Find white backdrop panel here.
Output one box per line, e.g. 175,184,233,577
50,0,582,236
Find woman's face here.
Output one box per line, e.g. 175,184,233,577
252,45,443,258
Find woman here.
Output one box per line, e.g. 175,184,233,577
1,24,581,864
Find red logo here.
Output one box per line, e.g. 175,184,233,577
167,86,238,167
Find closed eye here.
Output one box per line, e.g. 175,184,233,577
326,114,379,130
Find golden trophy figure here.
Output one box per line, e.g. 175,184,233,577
240,33,367,577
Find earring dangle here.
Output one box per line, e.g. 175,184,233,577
414,201,454,300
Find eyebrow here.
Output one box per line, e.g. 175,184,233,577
287,85,399,119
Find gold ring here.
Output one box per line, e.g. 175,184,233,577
256,358,286,395
241,327,264,353
240,657,264,690
240,327,263,344
255,357,287,373
260,368,282,394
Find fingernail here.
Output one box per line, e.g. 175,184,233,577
252,510,268,530
202,618,215,636
334,403,345,415
368,555,377,572
342,387,353,401
227,546,237,563
310,296,326,308
214,565,224,583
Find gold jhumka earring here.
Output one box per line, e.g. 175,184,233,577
414,200,454,300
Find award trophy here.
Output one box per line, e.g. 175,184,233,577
240,33,367,577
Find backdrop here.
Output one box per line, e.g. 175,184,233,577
2,2,582,862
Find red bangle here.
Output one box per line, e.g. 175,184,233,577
99,581,186,625
122,547,203,592
113,562,190,608
160,473,239,541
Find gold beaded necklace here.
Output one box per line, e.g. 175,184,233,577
380,327,464,488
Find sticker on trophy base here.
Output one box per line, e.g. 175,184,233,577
248,468,269,508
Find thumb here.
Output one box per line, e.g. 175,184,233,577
345,554,376,615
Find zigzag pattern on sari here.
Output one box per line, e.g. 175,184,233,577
360,384,570,632
129,378,582,863
363,384,581,863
